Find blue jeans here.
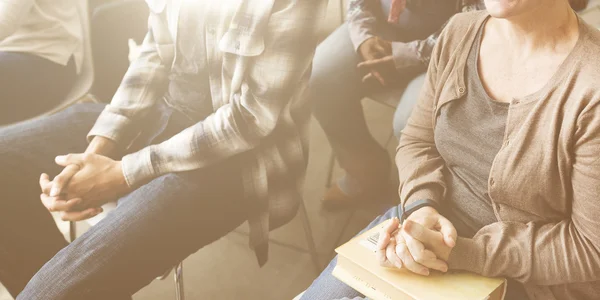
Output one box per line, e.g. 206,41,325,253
0,103,248,299
300,207,401,300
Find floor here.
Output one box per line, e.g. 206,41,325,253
3,1,600,300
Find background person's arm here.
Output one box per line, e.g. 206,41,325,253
118,0,327,188
347,0,382,51
0,0,35,41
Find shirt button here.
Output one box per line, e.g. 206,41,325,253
504,139,510,147
458,87,465,94
512,99,520,105
490,178,495,186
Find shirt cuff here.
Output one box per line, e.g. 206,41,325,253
87,109,137,145
447,236,485,274
121,146,157,187
391,41,423,71
349,30,375,53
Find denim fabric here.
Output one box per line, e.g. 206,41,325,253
0,103,248,299
300,206,401,300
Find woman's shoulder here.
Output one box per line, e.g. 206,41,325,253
431,10,488,67
441,10,488,39
574,21,600,83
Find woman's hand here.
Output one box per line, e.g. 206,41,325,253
402,206,457,249
403,220,453,262
376,207,457,275
376,218,447,276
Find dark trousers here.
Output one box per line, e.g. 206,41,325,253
309,0,455,190
0,103,248,299
0,52,76,125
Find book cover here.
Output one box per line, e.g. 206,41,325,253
333,220,506,300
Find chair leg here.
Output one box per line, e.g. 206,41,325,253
324,150,336,188
69,221,77,242
174,262,184,300
299,197,321,273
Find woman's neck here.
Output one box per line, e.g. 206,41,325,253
490,1,579,52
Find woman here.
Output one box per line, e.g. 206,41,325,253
0,0,82,125
302,0,600,299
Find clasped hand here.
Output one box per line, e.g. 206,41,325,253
377,207,457,276
38,153,132,221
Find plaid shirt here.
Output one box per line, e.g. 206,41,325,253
88,0,327,264
347,0,486,68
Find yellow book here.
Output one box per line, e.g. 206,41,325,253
333,220,506,300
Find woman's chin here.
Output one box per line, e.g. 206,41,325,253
484,0,521,18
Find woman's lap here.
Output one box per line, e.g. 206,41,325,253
301,207,400,300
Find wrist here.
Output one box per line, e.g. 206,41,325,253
86,136,118,157
401,199,440,222
113,161,131,191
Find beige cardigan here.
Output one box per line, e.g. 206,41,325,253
396,11,600,300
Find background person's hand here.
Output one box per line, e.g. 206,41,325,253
357,36,394,86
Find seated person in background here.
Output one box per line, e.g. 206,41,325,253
302,0,600,299
0,0,326,299
311,0,486,210
0,0,82,125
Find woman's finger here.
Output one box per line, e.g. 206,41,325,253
50,164,80,197
386,239,403,269
403,219,444,249
403,231,449,272
395,237,430,276
40,194,82,212
377,219,400,267
437,216,457,247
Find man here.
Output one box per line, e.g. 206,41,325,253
0,0,326,299
311,0,486,210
